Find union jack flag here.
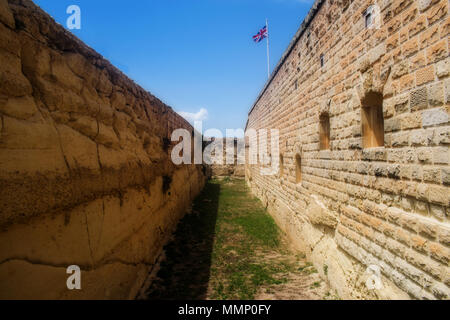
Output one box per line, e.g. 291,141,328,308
253,25,268,43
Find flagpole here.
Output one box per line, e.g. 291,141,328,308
266,18,270,80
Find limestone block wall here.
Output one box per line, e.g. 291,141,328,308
246,0,449,299
0,0,207,299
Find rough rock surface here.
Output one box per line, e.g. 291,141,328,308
0,0,207,299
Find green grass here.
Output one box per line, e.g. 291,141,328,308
146,178,296,300
233,213,279,247
298,262,318,275
207,178,291,300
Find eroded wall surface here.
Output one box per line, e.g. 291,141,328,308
246,0,449,299
0,0,207,299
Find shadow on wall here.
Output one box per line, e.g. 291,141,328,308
144,182,220,300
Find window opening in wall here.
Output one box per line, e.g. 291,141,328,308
361,92,384,148
319,113,330,150
364,8,373,28
295,154,302,184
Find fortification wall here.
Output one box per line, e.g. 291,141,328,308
0,0,207,299
210,138,245,177
246,0,449,299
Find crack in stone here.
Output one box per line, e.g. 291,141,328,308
0,257,152,271
84,212,95,266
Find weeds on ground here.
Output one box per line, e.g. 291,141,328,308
298,262,318,275
323,290,341,300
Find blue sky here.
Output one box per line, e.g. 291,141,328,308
34,0,313,134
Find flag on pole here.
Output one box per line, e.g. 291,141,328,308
253,25,268,43
253,21,271,79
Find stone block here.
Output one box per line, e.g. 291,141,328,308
410,87,428,111
422,107,448,127
435,58,449,78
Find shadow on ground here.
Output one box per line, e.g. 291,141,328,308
145,182,220,300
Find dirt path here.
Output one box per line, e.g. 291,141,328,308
142,178,334,300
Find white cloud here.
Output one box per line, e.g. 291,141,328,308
177,108,209,123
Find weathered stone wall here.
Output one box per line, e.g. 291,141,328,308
246,0,449,299
0,0,207,299
210,138,245,177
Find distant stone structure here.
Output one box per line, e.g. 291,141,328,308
210,138,245,177
246,0,449,299
0,0,207,299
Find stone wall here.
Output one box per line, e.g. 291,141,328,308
210,138,245,177
0,0,207,299
246,0,449,299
